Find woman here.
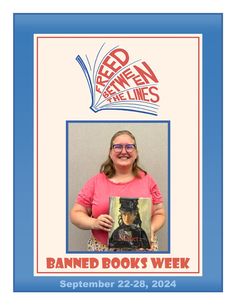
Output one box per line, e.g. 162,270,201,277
70,130,165,251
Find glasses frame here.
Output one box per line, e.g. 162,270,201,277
112,143,136,153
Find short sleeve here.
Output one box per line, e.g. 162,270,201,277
76,176,95,209
149,175,163,204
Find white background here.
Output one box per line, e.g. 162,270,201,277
0,0,233,304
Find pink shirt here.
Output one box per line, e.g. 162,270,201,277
76,171,163,245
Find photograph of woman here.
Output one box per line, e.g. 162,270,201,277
70,130,166,251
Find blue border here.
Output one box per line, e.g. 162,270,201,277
14,13,223,292
66,120,170,254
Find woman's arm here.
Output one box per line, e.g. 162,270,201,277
70,203,114,232
151,203,166,240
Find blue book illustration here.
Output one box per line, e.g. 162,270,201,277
76,44,160,116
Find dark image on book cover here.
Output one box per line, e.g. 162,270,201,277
108,197,151,250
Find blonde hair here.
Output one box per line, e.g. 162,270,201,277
100,130,147,178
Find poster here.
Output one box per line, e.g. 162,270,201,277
14,13,223,292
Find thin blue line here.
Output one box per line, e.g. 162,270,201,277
92,42,106,83
98,106,158,116
168,121,171,252
85,55,92,71
66,120,170,254
66,250,170,254
91,106,158,116
98,103,158,116
66,120,170,123
75,55,94,104
101,101,159,110
66,122,69,253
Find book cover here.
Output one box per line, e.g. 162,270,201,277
108,197,152,250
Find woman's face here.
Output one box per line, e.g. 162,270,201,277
121,211,137,225
109,134,138,171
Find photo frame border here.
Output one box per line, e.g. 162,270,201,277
66,120,171,255
14,13,223,292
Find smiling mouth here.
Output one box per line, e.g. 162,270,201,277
118,155,130,159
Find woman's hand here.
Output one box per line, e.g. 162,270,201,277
92,214,114,232
149,241,158,251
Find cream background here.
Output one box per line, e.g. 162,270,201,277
34,34,201,274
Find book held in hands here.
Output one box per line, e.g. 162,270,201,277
108,197,152,250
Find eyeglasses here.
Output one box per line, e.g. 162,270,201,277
112,144,136,153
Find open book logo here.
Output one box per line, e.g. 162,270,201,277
76,44,160,116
